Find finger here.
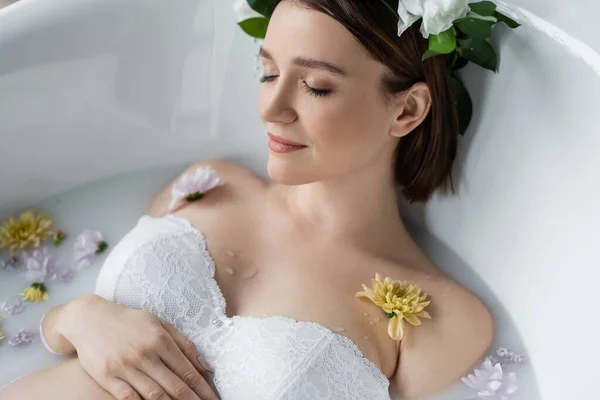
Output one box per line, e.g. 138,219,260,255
121,369,173,400
160,320,210,373
105,377,143,400
160,349,219,400
139,359,205,400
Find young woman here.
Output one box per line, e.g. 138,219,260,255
1,1,493,399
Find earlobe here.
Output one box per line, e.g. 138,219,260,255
389,82,432,138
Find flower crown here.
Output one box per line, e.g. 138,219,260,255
234,0,519,135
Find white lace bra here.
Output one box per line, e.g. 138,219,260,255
95,215,391,400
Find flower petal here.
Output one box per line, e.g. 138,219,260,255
387,316,404,340
404,313,422,326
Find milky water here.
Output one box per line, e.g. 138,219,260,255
0,165,540,399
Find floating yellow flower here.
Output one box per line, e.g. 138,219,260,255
22,283,49,302
0,210,53,255
356,273,431,340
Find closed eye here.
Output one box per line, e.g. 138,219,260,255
259,75,332,98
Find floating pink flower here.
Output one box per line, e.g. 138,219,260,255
462,358,519,400
24,247,56,282
8,329,35,346
73,230,108,270
53,230,68,247
168,166,223,212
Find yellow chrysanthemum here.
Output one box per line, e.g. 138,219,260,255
22,283,49,302
356,273,431,340
0,210,53,255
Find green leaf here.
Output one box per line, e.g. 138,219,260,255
494,11,521,28
457,37,498,72
422,49,441,61
428,28,457,55
450,77,473,135
469,1,497,16
238,17,270,39
455,17,495,38
248,0,275,18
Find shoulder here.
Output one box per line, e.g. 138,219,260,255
391,265,493,399
147,160,268,217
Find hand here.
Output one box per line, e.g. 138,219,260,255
58,294,219,400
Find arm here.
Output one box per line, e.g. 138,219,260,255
0,358,114,400
394,281,494,399
29,294,218,400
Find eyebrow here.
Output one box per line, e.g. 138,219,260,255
259,47,347,77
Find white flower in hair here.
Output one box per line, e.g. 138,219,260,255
462,358,519,400
397,0,470,38
168,166,223,212
233,0,263,23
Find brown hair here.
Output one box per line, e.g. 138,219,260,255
273,0,459,202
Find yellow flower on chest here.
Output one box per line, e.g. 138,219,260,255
356,273,431,340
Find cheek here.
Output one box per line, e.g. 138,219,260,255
306,90,389,157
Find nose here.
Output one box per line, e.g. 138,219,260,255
259,79,298,125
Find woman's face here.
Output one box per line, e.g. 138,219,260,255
259,1,403,185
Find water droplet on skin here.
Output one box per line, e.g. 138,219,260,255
333,327,345,333
369,321,375,326
226,250,236,257
374,317,381,323
364,336,369,340
363,313,369,317
226,267,235,276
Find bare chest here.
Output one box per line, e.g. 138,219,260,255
177,209,400,377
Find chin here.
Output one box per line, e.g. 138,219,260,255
267,155,318,186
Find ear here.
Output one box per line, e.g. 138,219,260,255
389,82,432,138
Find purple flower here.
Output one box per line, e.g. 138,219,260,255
73,230,108,270
462,358,519,400
495,347,527,365
8,329,35,346
2,296,25,315
58,268,76,283
496,348,509,358
168,166,223,212
24,248,56,282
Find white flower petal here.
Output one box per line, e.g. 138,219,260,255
397,0,470,38
233,0,264,23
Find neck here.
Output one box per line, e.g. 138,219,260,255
273,160,410,252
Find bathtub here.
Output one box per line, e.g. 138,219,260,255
0,0,599,398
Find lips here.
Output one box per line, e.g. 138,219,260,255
267,133,307,154
267,133,305,147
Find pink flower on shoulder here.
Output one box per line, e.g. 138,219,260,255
168,166,223,212
73,230,108,269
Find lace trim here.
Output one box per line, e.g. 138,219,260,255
153,214,391,388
